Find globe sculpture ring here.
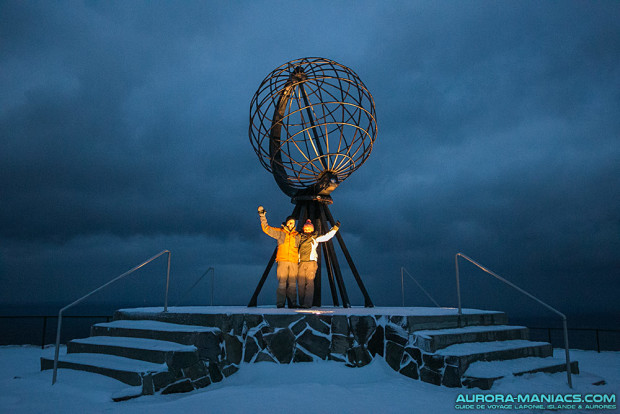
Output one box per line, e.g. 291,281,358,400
249,57,377,199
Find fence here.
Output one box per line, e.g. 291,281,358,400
0,315,111,349
527,326,620,353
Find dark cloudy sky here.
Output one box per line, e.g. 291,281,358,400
1,1,618,321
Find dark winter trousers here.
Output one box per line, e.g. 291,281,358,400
298,261,318,308
276,261,298,307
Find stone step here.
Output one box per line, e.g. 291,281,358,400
68,336,199,368
91,319,220,345
41,352,167,387
413,325,529,352
405,311,509,331
435,339,553,376
462,356,580,390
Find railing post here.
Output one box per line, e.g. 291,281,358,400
562,317,573,388
41,316,48,349
52,309,64,385
211,268,215,306
455,254,462,317
164,251,171,312
401,267,405,307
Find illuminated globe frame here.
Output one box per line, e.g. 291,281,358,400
249,57,377,199
248,57,376,308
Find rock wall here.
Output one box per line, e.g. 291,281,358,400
115,310,507,393
383,316,462,387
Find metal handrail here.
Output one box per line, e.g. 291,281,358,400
455,252,573,388
174,267,215,307
52,250,171,385
400,267,441,307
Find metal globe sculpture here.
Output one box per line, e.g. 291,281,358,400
249,57,377,200
249,57,376,308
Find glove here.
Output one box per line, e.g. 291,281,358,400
258,206,266,216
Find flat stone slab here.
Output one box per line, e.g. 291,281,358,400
71,336,197,352
414,325,527,338
464,356,577,378
94,320,220,333
118,306,502,317
43,352,167,373
114,306,507,334
413,325,529,352
435,339,549,357
41,351,169,388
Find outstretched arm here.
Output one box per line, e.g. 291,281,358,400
316,220,340,242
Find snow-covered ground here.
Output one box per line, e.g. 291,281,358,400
0,345,617,413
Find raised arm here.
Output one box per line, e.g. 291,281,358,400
258,206,281,239
316,221,340,242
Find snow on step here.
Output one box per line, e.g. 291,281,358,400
94,319,220,333
464,356,570,378
435,339,549,356
414,325,526,339
71,336,197,352
54,352,167,373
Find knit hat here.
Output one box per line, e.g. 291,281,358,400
303,219,314,233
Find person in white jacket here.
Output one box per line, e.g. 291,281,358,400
297,219,340,308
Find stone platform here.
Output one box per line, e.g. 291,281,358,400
41,306,578,397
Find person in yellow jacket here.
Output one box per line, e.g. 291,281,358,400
258,206,301,308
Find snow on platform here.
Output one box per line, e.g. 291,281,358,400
118,305,502,316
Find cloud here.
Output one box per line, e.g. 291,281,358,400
0,2,618,319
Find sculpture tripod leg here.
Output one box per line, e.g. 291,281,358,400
322,204,374,308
